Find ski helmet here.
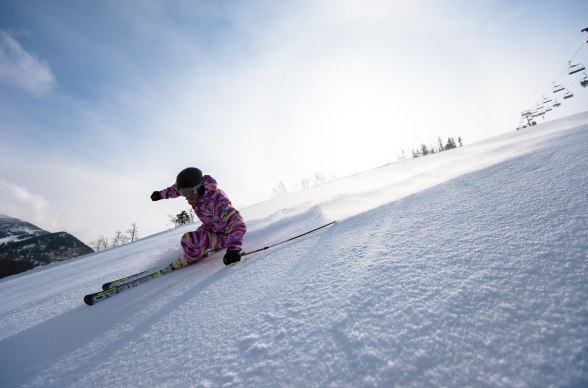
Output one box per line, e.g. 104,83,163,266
176,167,204,189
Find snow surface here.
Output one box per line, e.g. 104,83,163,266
1,112,588,387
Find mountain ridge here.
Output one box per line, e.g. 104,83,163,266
0,215,93,278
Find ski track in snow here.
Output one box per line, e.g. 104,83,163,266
1,112,588,387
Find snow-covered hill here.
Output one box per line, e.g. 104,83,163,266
0,214,47,246
1,112,587,387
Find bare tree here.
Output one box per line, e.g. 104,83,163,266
300,178,311,190
313,172,326,186
91,239,101,252
126,222,139,242
272,181,287,197
94,235,109,251
111,230,129,247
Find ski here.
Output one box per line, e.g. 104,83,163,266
84,264,174,306
101,249,222,290
101,267,159,291
86,249,223,306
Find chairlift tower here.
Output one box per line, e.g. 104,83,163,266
521,110,534,127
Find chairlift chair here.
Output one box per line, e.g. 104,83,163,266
553,100,561,107
580,73,588,88
568,61,585,75
563,90,574,99
552,83,565,93
543,96,552,103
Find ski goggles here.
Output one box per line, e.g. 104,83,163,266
178,180,204,197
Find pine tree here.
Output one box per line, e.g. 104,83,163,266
421,144,429,156
445,137,457,150
170,211,192,227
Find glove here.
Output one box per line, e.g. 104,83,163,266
223,250,241,265
172,257,189,269
151,191,163,201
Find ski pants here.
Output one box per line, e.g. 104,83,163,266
181,223,246,263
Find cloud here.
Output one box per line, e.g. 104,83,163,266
0,179,59,231
0,31,56,96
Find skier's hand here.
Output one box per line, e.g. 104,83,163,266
151,191,163,201
223,250,241,265
172,257,189,269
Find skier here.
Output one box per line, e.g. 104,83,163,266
151,167,246,267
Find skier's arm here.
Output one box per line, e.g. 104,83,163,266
151,184,182,201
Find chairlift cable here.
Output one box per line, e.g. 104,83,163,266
552,41,585,85
525,37,587,117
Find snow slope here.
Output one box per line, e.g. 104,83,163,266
1,112,588,387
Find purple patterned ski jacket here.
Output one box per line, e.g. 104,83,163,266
158,175,246,257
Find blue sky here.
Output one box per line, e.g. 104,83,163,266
1,0,587,244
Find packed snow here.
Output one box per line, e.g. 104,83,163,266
1,112,587,387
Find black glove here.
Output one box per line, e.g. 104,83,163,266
223,250,241,265
151,191,163,201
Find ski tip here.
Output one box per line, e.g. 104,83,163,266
83,295,95,306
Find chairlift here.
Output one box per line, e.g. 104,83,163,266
552,83,565,93
580,73,588,88
563,89,574,99
553,100,561,108
545,106,552,112
568,61,585,75
542,96,552,103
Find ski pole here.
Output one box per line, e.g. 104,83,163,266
242,220,336,257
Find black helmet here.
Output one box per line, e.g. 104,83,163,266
176,167,204,189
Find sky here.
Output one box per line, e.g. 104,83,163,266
0,0,587,245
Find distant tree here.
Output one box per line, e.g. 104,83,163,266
126,222,139,242
300,178,311,190
412,149,420,158
111,230,129,247
170,210,192,227
445,137,457,150
313,172,326,186
420,144,430,156
91,239,101,252
93,235,109,251
272,181,287,197
437,136,445,152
